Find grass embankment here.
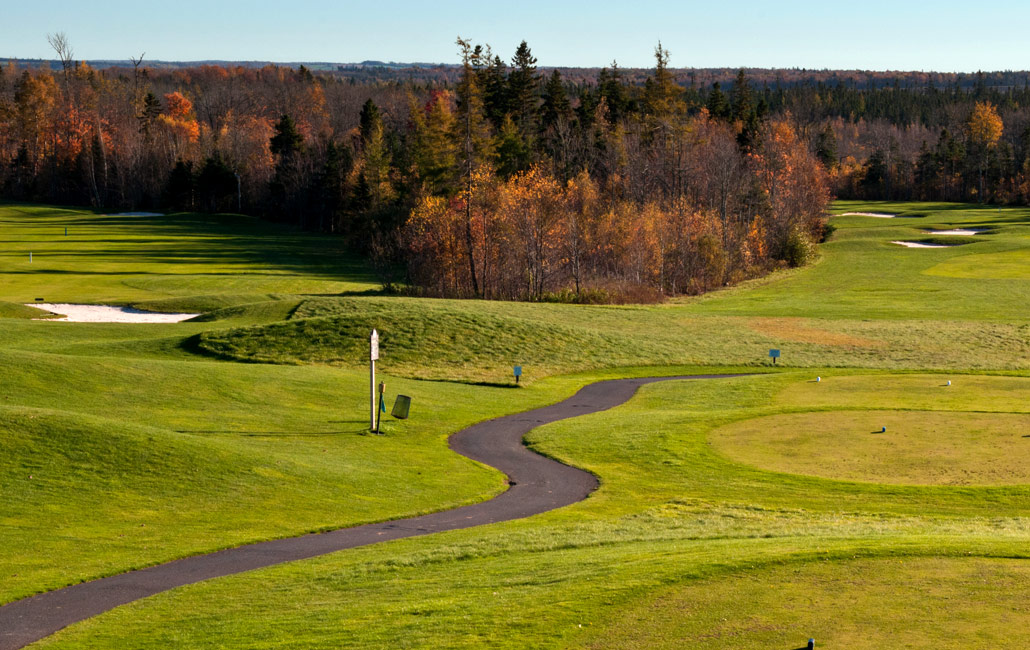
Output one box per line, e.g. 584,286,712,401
1,200,1029,647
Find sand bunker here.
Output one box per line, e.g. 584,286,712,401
28,303,199,323
840,212,897,218
924,228,987,236
891,241,951,248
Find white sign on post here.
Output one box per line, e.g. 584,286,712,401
370,329,379,431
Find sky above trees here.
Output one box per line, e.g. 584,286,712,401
3,0,1029,71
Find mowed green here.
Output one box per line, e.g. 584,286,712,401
712,409,1030,485
0,200,1028,647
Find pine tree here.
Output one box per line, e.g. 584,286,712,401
706,83,730,119
269,114,306,223
540,69,571,133
138,92,161,137
815,125,838,169
643,43,681,117
598,62,629,124
731,69,753,123
359,99,381,144
507,41,540,136
479,55,509,130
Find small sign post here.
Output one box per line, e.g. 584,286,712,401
369,329,379,431
376,381,385,434
769,349,781,364
513,366,522,385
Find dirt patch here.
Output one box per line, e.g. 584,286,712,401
749,317,883,348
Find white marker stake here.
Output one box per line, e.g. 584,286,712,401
369,329,379,431
29,252,32,263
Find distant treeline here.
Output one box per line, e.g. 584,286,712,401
6,39,1025,299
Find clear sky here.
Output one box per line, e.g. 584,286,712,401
3,0,1029,71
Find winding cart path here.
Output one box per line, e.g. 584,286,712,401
0,374,744,649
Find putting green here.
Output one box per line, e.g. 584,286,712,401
924,248,1030,279
577,557,1030,649
710,410,1030,485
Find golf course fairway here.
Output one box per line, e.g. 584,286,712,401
0,200,1027,648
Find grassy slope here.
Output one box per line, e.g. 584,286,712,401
0,201,1028,647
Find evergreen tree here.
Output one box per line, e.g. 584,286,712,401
269,114,306,223
540,69,571,133
479,55,509,130
706,82,730,119
318,140,351,233
138,92,161,137
496,116,531,178
196,155,237,212
164,160,194,211
815,125,838,169
643,43,681,117
597,63,629,124
359,99,381,144
507,41,540,136
730,69,753,123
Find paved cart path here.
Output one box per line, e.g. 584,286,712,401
0,374,744,649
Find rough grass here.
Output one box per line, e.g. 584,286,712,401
575,557,1030,649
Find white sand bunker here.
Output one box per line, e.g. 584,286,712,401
28,303,199,323
891,241,951,249
110,212,163,217
924,228,987,236
840,212,897,218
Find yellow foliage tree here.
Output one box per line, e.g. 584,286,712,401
967,101,1003,201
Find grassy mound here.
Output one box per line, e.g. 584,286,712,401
196,299,649,378
0,301,57,319
129,293,288,314
577,557,1030,649
711,410,1030,485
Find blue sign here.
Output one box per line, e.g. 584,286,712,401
513,366,522,376
769,349,781,358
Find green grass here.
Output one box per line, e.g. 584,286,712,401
0,300,55,319
0,204,378,304
575,557,1030,649
712,409,1030,485
31,373,1030,648
926,247,1030,279
1,199,1029,647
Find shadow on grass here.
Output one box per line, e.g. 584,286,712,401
414,377,523,389
177,429,362,436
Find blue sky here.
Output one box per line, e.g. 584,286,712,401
3,1,1029,71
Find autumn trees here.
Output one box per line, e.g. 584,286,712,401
400,43,829,302
0,40,837,302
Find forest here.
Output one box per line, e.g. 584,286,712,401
1,37,1024,300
